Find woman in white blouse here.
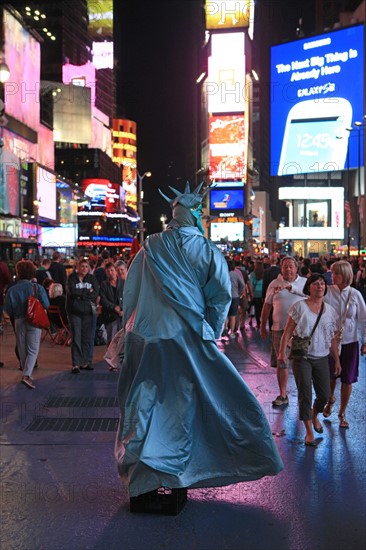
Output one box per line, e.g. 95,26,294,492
278,274,341,446
323,260,366,428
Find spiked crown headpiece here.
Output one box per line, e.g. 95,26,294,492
159,181,210,210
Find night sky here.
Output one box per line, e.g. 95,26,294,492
114,0,317,235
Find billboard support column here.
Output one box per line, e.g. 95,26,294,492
137,170,151,245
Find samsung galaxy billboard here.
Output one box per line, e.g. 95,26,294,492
270,25,364,176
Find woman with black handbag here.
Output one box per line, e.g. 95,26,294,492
277,274,341,447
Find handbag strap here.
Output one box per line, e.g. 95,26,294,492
32,283,37,297
339,288,352,333
309,302,324,339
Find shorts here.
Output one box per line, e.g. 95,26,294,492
228,297,240,317
239,296,249,313
271,329,288,369
329,341,359,384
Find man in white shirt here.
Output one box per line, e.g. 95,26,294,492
260,257,307,406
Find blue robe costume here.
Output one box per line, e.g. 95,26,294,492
115,184,283,497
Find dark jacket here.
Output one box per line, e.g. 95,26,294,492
36,267,52,286
99,279,124,324
66,271,99,316
0,261,13,306
49,262,67,292
262,265,281,299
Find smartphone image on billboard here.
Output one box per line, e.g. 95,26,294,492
278,98,353,175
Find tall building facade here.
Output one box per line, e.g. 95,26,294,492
0,1,137,260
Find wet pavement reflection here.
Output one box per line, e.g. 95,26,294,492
0,323,365,549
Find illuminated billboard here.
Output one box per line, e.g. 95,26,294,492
213,180,244,188
207,32,245,113
209,115,245,179
37,167,57,222
210,221,244,242
0,149,19,216
87,0,113,40
112,119,137,209
210,189,244,210
278,187,344,240
53,84,92,144
92,41,114,70
270,25,364,176
80,178,126,213
205,1,251,30
3,9,41,131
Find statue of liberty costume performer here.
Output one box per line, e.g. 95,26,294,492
115,182,283,502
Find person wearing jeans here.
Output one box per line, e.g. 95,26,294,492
4,260,49,389
66,258,99,373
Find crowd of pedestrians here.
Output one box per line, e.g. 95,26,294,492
0,249,129,384
222,253,366,443
1,249,366,444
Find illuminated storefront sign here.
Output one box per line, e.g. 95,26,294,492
278,186,344,239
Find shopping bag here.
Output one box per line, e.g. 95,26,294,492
104,328,125,369
27,285,50,329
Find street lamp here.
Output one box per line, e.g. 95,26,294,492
93,221,102,255
160,213,167,231
0,61,10,84
348,120,365,255
137,170,152,245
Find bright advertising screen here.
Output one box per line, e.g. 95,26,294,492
209,115,245,179
207,32,245,113
270,25,364,175
80,178,125,213
4,9,41,131
37,167,57,221
210,189,244,210
205,1,251,30
92,41,114,70
210,221,244,242
87,0,113,40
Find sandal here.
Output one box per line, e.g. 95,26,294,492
312,420,323,434
338,413,349,429
323,397,336,418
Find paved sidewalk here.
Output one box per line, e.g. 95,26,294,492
1,322,365,550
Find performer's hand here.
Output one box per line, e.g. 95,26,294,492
260,326,268,340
